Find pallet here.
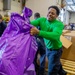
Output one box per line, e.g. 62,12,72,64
45,59,75,75
61,59,75,75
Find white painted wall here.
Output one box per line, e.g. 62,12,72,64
0,0,3,15
70,12,75,23
26,0,60,19
64,11,75,24
65,11,70,25
25,0,75,24
10,0,22,13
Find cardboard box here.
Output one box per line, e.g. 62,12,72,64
61,32,75,61
70,31,75,33
62,30,70,35
60,35,72,49
64,33,75,36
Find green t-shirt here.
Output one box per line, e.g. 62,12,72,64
31,17,64,49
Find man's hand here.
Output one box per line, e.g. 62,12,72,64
30,27,39,35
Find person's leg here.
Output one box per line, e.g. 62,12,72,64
57,48,67,75
58,64,67,75
46,48,63,75
33,49,39,74
38,46,46,75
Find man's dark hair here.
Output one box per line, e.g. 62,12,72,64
34,12,40,19
48,6,60,16
0,14,2,19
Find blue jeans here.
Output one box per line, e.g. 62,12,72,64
46,48,66,75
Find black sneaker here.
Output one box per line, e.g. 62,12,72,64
58,71,67,75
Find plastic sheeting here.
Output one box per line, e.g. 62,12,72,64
0,7,37,75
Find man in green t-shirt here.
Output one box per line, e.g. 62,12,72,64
30,6,67,75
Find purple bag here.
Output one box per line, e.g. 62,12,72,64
0,7,37,75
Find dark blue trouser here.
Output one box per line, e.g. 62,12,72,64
34,38,46,75
46,48,66,75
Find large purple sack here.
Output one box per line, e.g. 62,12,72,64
0,7,37,75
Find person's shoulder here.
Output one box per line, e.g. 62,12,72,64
54,20,64,28
2,21,5,23
31,17,46,22
38,17,46,21
56,20,64,25
1,21,6,26
40,17,46,20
